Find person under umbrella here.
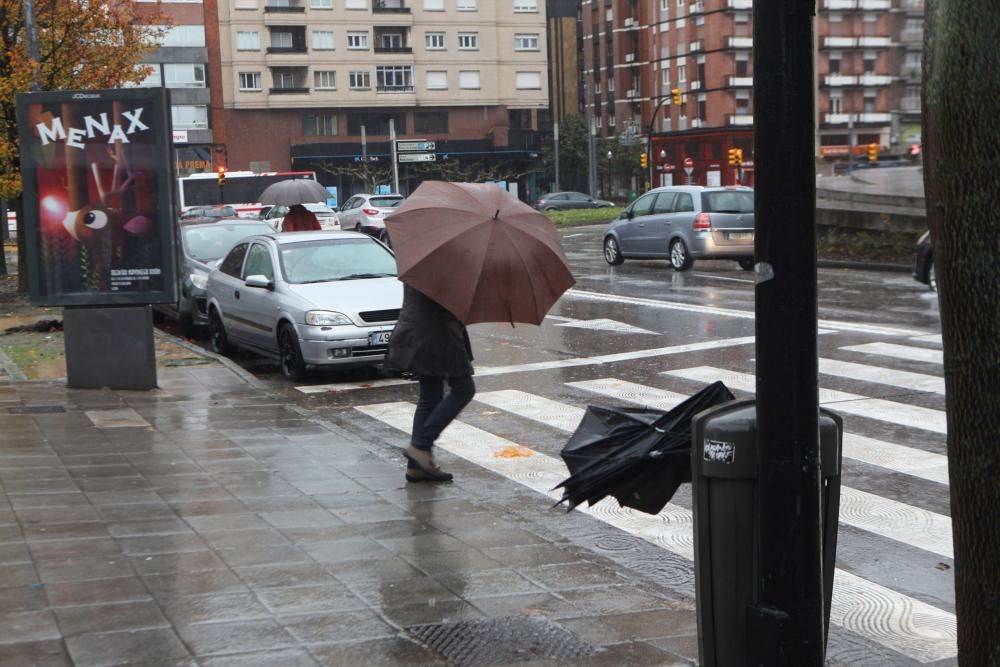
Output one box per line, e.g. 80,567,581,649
384,284,475,483
281,204,321,232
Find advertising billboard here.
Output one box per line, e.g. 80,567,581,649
16,88,178,306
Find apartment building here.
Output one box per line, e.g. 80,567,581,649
578,0,923,187
134,0,228,177
216,0,548,195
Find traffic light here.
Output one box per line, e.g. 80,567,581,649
216,166,226,185
728,148,741,166
640,152,648,169
867,143,878,162
671,88,682,105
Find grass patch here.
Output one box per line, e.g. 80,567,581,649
546,208,623,226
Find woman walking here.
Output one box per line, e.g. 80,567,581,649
384,284,475,483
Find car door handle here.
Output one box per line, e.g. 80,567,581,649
234,290,240,300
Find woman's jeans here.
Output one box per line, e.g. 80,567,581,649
411,375,476,452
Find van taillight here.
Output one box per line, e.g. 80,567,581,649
693,213,712,231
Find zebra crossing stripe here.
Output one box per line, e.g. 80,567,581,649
476,390,954,560
356,400,957,663
819,357,945,394
908,334,942,345
664,366,947,435
842,342,944,365
569,378,950,486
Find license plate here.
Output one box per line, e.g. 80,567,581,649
727,232,753,241
369,330,392,346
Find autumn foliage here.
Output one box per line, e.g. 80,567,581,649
0,0,168,198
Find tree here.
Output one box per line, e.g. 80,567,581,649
0,0,166,289
541,114,590,193
922,1,1000,663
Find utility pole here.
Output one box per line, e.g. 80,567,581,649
587,115,597,198
553,121,560,192
389,119,400,193
23,0,41,91
753,0,825,663
361,125,367,162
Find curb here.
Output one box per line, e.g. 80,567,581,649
152,328,269,391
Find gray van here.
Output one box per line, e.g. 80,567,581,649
602,186,754,271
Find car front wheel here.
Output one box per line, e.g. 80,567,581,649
279,325,308,382
669,239,694,271
208,310,232,356
603,236,625,266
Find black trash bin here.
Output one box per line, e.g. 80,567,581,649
691,398,843,667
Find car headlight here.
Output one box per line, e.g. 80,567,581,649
305,310,352,326
189,270,209,290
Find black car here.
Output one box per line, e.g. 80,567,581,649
534,191,615,211
912,231,935,291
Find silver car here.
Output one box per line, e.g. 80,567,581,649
337,193,404,240
205,231,402,381
603,186,755,271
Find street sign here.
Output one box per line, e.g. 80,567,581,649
396,140,435,152
398,152,436,163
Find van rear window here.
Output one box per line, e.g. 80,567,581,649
702,191,754,214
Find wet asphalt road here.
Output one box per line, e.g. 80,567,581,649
168,223,953,665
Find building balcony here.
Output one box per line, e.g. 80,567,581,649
689,80,702,91
822,0,890,8
726,0,752,8
899,0,924,13
901,64,922,79
823,112,892,124
269,87,309,94
624,52,637,63
823,36,856,48
264,3,305,11
859,0,891,8
900,29,924,43
376,85,415,93
857,113,892,123
824,113,851,124
374,46,413,54
899,96,921,113
623,16,639,30
728,76,753,87
857,36,892,47
825,75,858,86
266,46,308,54
728,114,753,125
823,0,856,8
689,40,703,52
625,88,639,99
373,1,410,13
728,37,753,49
859,74,893,85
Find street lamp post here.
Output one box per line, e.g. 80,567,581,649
645,96,673,188
606,150,613,200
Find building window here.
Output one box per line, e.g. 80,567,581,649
349,71,371,89
735,58,749,77
380,32,403,49
240,72,262,91
414,111,448,133
314,70,336,89
423,0,444,10
171,105,208,129
160,25,206,47
303,112,338,136
595,81,601,94
515,71,541,89
236,31,260,51
677,63,687,83
347,112,405,135
457,33,478,50
863,92,876,113
234,0,257,9
863,53,876,74
456,0,477,10
272,31,293,49
347,32,368,49
828,93,842,114
136,64,161,87
828,51,841,75
425,32,445,49
513,0,537,11
514,34,539,51
863,11,877,22
426,71,448,90
376,65,413,91
312,30,334,50
164,63,205,88
310,0,331,7
459,70,480,89
828,12,842,22
345,0,366,7
734,11,749,22
735,91,750,114
272,67,304,89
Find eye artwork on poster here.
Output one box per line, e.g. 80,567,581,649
15,88,178,306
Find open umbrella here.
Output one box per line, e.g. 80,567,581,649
383,181,575,325
555,382,735,515
258,179,330,206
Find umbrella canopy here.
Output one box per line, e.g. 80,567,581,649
555,382,735,515
383,181,575,325
258,179,331,206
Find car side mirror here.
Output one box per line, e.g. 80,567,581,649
244,275,273,290
625,209,634,220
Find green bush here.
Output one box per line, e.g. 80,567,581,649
545,208,624,226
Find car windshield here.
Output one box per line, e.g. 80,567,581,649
183,224,271,261
206,206,238,218
279,238,398,284
702,191,754,214
370,196,403,208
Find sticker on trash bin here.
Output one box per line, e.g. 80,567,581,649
703,439,736,464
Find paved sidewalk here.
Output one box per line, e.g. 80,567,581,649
0,363,699,666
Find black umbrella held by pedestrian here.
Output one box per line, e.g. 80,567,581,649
555,381,735,515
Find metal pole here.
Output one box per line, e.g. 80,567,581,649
846,113,855,175
587,116,597,198
752,0,825,662
361,125,367,161
22,0,41,91
389,119,400,193
553,121,560,192
645,97,669,188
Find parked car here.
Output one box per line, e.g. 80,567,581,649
205,231,402,381
912,231,935,291
179,205,238,224
602,186,755,271
534,191,615,211
337,193,404,240
156,220,274,336
262,203,340,231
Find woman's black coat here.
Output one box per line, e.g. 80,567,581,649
384,284,474,378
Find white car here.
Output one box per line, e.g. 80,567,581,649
337,193,404,240
263,203,340,232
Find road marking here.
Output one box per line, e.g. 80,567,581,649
841,342,943,365
553,318,660,335
356,400,957,663
819,357,945,394
690,273,755,284
572,378,949,486
908,334,942,345
665,366,947,434
476,389,953,560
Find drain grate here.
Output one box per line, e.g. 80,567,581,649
407,616,597,666
8,405,66,414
